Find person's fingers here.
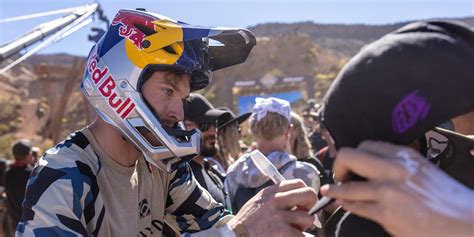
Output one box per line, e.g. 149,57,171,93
333,147,404,182
262,179,307,196
280,228,306,237
283,209,316,231
276,179,307,192
273,186,317,211
245,219,306,237
359,140,425,163
357,140,406,157
339,200,384,223
358,140,428,180
320,182,384,202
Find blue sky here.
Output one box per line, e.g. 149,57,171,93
1,0,473,56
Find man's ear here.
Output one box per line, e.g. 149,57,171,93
27,153,34,163
286,124,293,139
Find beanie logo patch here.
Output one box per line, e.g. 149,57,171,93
392,91,430,134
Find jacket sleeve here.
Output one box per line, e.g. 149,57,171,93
165,163,233,235
16,162,96,236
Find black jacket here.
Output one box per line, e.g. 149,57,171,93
4,164,33,224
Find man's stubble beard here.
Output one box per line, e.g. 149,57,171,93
201,136,217,157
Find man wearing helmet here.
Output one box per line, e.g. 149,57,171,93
17,9,317,237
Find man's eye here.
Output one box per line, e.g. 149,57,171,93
162,88,173,96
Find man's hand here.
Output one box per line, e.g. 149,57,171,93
227,179,317,237
320,141,474,237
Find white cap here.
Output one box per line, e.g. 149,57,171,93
253,97,291,122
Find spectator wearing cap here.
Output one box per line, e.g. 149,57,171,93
213,107,251,173
225,97,321,214
305,114,328,155
4,140,34,237
183,93,231,208
304,99,319,114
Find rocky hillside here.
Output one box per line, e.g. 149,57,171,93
208,32,345,108
249,17,474,56
1,17,472,158
0,55,87,158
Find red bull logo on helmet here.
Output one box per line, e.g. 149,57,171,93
111,10,156,50
87,50,135,119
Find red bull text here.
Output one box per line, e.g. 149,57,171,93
87,50,135,119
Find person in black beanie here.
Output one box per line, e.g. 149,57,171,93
318,20,474,237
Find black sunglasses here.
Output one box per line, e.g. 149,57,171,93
198,121,216,132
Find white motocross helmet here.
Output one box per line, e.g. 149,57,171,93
81,9,256,172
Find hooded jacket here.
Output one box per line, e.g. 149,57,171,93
225,151,320,213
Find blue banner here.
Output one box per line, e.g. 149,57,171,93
237,91,303,115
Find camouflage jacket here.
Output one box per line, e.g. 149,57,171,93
17,128,232,237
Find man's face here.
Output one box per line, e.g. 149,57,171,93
184,120,218,157
142,71,191,127
141,71,190,146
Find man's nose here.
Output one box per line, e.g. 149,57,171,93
207,124,217,136
167,101,184,123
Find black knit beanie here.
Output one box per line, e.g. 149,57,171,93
321,20,474,149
